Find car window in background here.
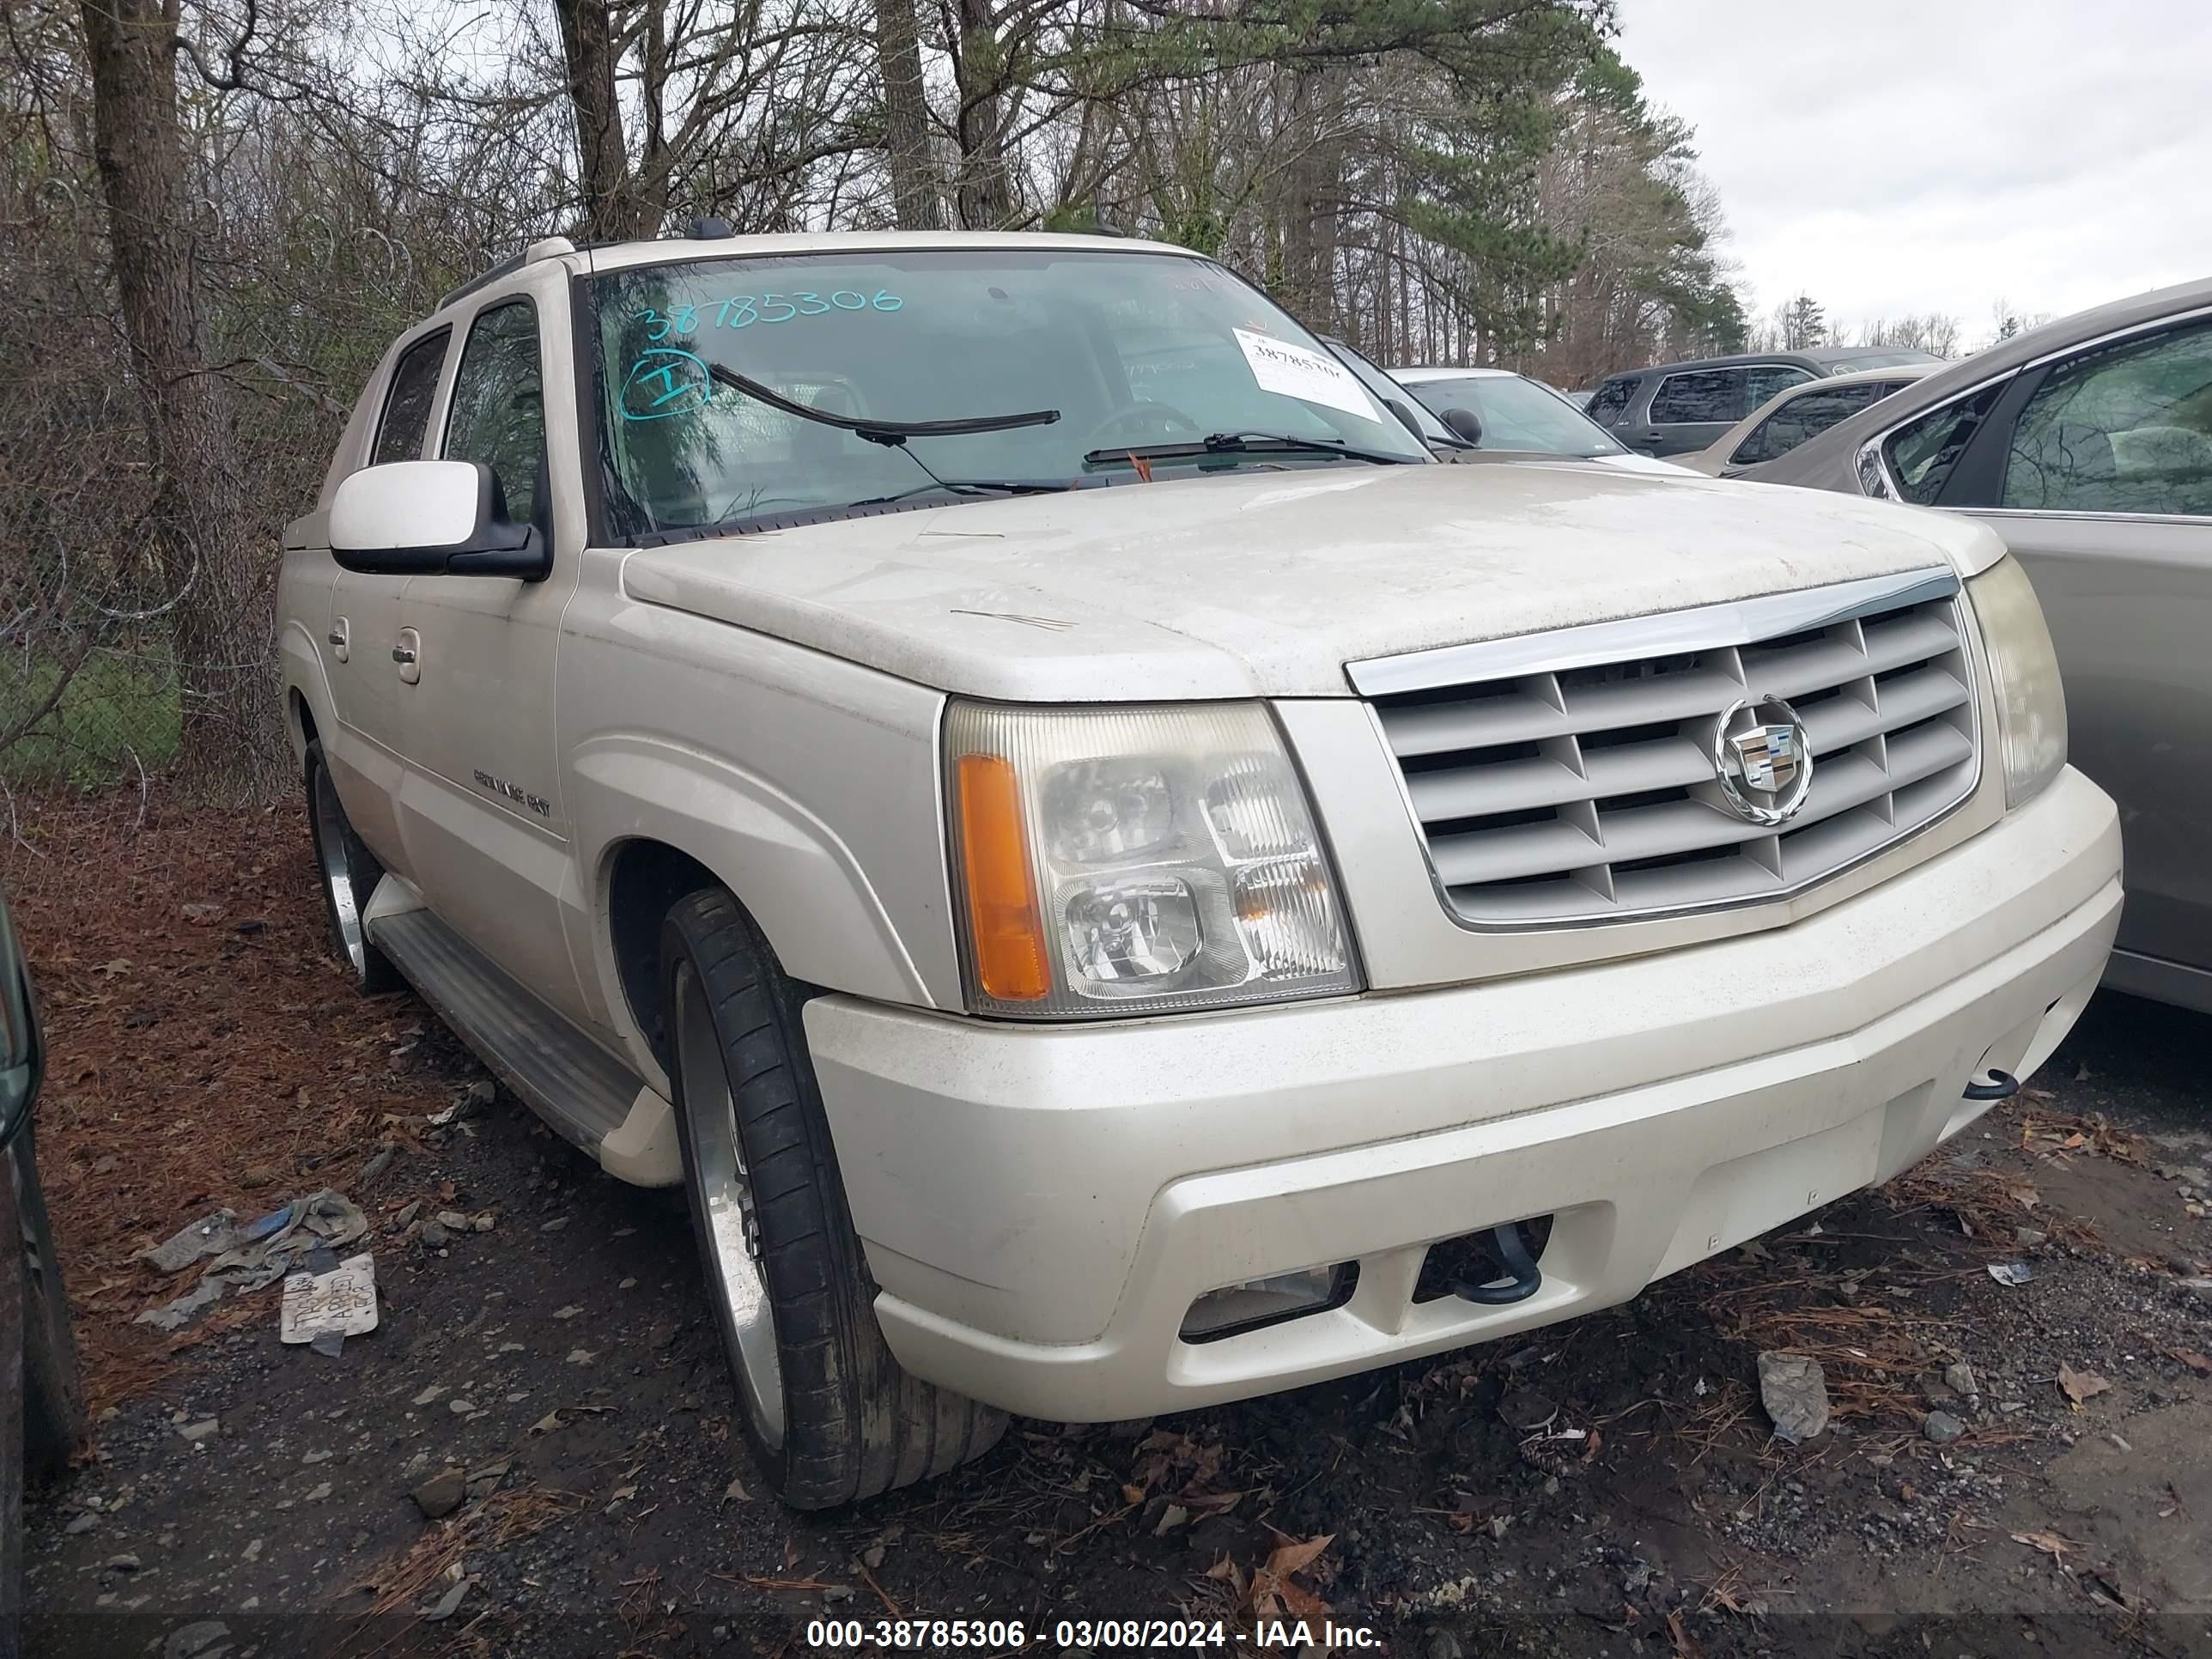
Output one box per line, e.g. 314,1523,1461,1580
2000,319,2212,516
1401,374,1627,458
1728,381,1894,468
444,300,546,521
1743,364,1816,406
372,330,450,465
1650,368,1743,424
1586,378,1636,425
1828,351,1942,372
1881,384,2006,505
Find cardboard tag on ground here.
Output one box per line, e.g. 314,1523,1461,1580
1232,328,1375,419
280,1252,380,1343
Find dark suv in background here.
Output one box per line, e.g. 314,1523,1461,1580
1588,346,1947,456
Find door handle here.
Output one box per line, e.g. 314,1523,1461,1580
393,628,422,685
328,617,350,664
391,645,416,664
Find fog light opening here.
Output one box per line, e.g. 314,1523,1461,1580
1179,1263,1358,1345
1413,1214,1556,1305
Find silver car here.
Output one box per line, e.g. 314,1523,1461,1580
1741,276,2212,1013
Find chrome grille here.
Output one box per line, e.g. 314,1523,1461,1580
1355,570,1980,926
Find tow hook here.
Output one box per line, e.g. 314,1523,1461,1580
1451,1220,1545,1306
1962,1068,2021,1102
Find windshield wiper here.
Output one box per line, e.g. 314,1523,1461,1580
1082,431,1418,469
706,362,1057,446
846,479,1074,507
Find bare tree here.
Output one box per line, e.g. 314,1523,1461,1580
76,0,285,796
874,0,940,227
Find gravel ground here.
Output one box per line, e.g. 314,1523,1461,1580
9,796,2212,1658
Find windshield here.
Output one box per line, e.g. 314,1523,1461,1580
1399,374,1626,458
587,248,1428,535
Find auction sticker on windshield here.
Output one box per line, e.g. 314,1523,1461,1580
1233,327,1374,418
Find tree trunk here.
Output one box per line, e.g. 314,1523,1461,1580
952,0,1012,228
79,0,283,800
874,0,940,228
554,0,641,238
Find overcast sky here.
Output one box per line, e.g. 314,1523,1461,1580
1613,0,2210,338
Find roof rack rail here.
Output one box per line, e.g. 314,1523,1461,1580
438,234,578,312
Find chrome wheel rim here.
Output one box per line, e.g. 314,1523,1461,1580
675,963,785,1448
311,763,368,975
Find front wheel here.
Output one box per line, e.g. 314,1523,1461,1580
304,740,402,995
660,888,1004,1508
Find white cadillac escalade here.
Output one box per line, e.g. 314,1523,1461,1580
276,228,2121,1509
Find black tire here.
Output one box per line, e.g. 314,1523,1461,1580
659,888,1005,1508
14,1130,84,1482
304,739,403,995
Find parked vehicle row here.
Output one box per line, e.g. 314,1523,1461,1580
1678,364,1942,477
1584,346,1948,457
277,226,2120,1510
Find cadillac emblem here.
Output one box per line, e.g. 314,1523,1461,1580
1712,696,1814,826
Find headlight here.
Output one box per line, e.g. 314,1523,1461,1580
945,702,1360,1017
1966,556,2067,806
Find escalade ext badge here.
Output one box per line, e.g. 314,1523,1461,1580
1713,696,1813,826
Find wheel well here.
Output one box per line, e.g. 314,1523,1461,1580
607,839,722,1069
292,691,319,749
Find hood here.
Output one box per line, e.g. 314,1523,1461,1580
620,461,2008,702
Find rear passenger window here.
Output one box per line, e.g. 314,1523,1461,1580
1650,368,1743,425
1586,378,1636,424
371,331,449,465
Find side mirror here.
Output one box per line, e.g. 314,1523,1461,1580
0,889,44,1155
330,460,549,580
1441,407,1484,445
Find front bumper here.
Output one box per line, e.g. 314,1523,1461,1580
805,767,2121,1422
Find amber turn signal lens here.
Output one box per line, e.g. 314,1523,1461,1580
956,752,1051,1001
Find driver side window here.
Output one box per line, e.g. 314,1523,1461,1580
444,300,547,523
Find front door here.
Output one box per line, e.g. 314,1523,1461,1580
324,324,452,873
392,276,593,1026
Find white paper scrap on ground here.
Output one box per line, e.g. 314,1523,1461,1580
279,1252,380,1343
1233,328,1375,419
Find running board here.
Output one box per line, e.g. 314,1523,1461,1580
367,907,641,1155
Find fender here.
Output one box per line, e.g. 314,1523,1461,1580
570,733,945,1076
278,617,336,771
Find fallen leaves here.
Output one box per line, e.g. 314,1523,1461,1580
2057,1362,2112,1408
1209,1532,1335,1628
2011,1529,2073,1559
2171,1349,2211,1376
